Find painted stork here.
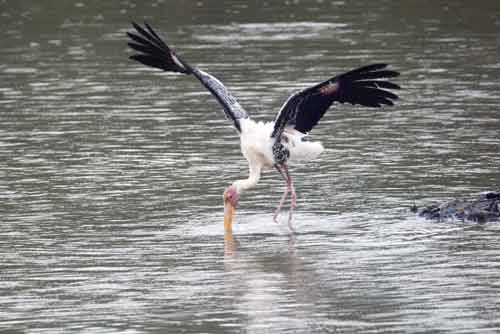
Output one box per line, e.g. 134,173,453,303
127,22,400,232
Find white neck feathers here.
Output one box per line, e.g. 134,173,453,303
233,163,261,193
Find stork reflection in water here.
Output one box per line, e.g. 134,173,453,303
127,22,400,232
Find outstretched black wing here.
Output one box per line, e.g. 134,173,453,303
272,64,400,138
127,22,249,132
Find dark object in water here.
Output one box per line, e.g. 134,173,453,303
416,187,500,223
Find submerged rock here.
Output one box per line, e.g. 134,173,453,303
415,187,500,223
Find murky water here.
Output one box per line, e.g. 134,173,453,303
2,1,500,333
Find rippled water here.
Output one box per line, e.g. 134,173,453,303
1,1,500,333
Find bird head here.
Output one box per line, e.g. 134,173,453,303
223,184,240,231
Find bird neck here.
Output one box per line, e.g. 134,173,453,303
233,165,261,193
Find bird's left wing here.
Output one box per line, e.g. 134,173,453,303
128,22,248,132
272,64,400,138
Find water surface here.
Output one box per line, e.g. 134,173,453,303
1,1,500,333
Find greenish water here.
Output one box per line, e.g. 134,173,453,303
1,1,500,333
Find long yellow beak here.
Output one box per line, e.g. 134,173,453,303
224,225,237,256
224,199,236,232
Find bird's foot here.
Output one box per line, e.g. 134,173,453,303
272,211,280,224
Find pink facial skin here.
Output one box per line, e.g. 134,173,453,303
224,185,240,208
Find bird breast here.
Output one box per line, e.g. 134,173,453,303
238,119,324,167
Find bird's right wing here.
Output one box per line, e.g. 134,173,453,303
190,68,249,132
127,22,248,132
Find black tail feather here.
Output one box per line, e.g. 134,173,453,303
127,21,191,74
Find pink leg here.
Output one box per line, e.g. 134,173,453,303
273,164,297,232
273,164,290,223
287,205,295,232
282,165,297,232
282,165,297,209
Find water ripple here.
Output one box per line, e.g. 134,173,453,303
1,2,500,333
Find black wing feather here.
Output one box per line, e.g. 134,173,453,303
144,22,171,51
132,22,163,49
128,41,162,59
127,29,188,73
272,64,400,137
129,54,170,71
127,32,165,56
127,21,248,132
364,81,401,90
191,68,249,131
346,63,389,74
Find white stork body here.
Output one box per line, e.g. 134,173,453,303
235,118,324,193
127,22,400,232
